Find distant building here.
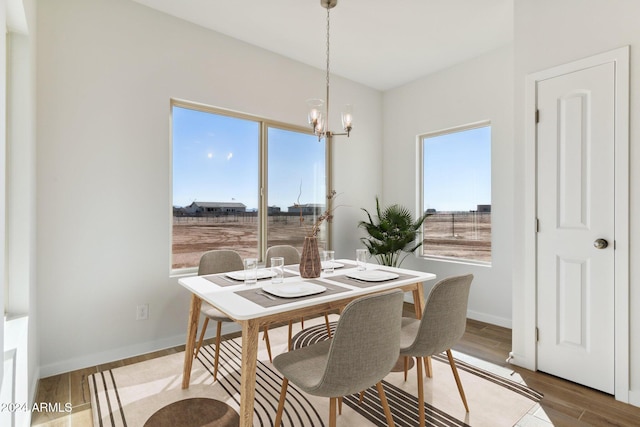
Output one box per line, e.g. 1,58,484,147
288,203,324,215
184,201,247,215
426,208,437,214
476,204,491,213
267,205,281,214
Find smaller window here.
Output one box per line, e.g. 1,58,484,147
420,123,492,263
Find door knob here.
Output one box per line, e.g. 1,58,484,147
593,239,609,249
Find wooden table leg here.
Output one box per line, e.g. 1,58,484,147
412,283,425,319
182,294,202,389
239,318,260,427
412,283,432,377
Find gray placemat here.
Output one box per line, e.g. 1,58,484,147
201,274,273,287
327,270,422,288
235,280,351,308
202,274,245,287
201,268,299,287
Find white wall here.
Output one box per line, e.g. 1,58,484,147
382,46,514,327
3,0,38,421
512,0,640,405
36,0,382,376
0,0,7,394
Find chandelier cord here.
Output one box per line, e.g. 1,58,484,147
325,4,331,136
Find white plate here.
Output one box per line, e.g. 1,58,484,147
345,270,399,282
226,268,275,281
321,261,344,269
262,282,327,298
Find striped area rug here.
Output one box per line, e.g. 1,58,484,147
89,317,542,426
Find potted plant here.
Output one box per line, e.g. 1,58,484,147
358,197,430,267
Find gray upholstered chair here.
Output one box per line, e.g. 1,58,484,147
265,245,332,348
273,289,404,427
400,274,473,427
194,249,273,379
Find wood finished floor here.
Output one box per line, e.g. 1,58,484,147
31,314,640,426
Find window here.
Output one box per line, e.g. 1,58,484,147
171,101,328,270
266,127,326,251
420,123,491,263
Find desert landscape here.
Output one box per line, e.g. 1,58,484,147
172,212,491,269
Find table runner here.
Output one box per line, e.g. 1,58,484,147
235,280,351,308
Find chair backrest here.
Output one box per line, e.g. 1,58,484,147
404,274,473,356
198,250,244,275
265,245,300,267
313,290,404,397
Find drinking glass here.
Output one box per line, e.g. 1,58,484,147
323,250,335,274
271,257,285,284
356,249,368,271
244,257,258,285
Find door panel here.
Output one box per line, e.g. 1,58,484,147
536,62,615,394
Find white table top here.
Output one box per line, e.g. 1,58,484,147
178,259,437,320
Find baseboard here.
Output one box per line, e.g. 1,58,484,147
402,302,512,329
38,321,238,378
466,309,512,329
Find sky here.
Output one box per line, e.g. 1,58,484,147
422,126,492,212
172,106,326,211
174,106,491,213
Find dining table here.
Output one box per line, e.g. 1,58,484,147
178,258,437,427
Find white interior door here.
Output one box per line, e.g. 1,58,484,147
536,62,615,394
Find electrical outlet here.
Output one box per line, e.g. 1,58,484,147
136,304,149,320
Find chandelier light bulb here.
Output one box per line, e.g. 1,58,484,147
341,104,353,133
307,98,325,129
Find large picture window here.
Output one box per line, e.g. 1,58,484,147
420,123,491,263
172,101,328,270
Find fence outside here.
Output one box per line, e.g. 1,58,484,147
172,211,492,269
172,213,327,269
422,211,492,262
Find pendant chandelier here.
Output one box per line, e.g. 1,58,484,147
307,0,353,141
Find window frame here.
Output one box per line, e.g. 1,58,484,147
170,99,332,275
416,120,492,266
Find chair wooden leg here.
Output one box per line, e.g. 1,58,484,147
446,349,469,412
358,390,365,404
274,378,289,427
212,321,222,381
300,317,305,329
264,326,273,362
424,356,433,378
288,320,293,351
194,317,209,358
329,397,337,427
338,396,342,414
376,382,395,427
403,356,409,381
324,313,332,338
416,356,425,427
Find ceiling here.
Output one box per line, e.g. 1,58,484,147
133,0,513,91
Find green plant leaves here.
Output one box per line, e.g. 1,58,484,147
358,196,430,267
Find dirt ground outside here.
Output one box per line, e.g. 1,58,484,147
172,212,491,269
422,212,492,262
172,214,327,269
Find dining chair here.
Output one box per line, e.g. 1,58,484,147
273,289,404,427
265,245,333,348
400,273,474,427
193,249,273,380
